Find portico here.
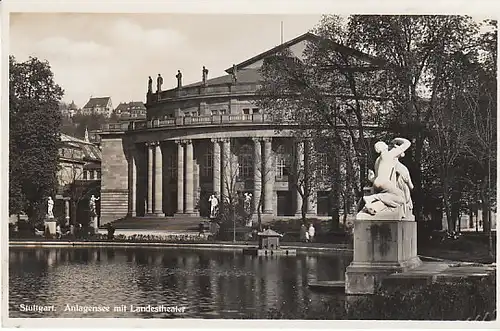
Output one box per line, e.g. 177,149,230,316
134,136,282,218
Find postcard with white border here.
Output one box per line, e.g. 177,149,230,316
2,0,499,330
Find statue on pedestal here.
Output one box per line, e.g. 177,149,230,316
208,194,219,218
156,74,163,93
361,137,413,217
47,196,54,218
148,76,153,94
244,192,252,213
89,195,100,217
176,70,183,88
202,66,209,85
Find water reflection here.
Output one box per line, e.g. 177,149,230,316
9,247,352,319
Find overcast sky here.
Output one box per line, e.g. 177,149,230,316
10,13,322,107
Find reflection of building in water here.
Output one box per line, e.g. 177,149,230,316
305,255,318,282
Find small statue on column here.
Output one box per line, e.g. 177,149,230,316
209,194,219,219
176,70,183,88
157,74,163,93
202,66,209,86
89,195,100,216
47,196,54,219
89,194,100,231
148,76,153,94
244,192,252,213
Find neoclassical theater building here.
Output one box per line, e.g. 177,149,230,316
99,33,377,225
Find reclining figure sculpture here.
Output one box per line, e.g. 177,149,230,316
360,137,414,218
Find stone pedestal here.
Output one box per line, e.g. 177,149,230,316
44,218,57,238
345,209,422,295
89,216,99,233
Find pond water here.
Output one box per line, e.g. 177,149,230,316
9,247,352,319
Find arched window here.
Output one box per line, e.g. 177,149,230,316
238,145,253,180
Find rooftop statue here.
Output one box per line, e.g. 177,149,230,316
157,74,163,92
360,137,414,218
202,66,209,85
176,70,183,88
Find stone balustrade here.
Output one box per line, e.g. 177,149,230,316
127,113,270,131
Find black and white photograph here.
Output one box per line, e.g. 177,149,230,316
2,0,498,328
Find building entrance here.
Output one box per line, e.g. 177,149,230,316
277,191,294,216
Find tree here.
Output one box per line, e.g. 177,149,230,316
9,56,63,223
458,19,497,254
257,16,392,222
71,113,108,139
216,139,275,240
59,157,100,228
348,15,480,221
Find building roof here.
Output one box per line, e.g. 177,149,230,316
184,68,261,88
83,97,111,109
225,32,389,72
129,101,146,109
115,101,146,112
60,133,101,161
225,32,317,74
181,32,388,90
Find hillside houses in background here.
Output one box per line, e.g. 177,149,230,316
113,101,147,120
81,97,113,117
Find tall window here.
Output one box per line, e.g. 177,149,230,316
318,152,329,177
238,145,253,179
167,154,177,178
275,145,291,180
202,149,213,177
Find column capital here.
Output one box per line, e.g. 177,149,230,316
146,141,163,147
251,137,262,143
211,138,222,143
175,139,192,145
262,137,273,143
220,138,230,143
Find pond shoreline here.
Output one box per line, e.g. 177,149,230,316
8,239,353,253
8,240,478,263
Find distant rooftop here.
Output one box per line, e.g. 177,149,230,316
60,133,101,161
83,97,111,109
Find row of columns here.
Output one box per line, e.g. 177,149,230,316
210,137,273,213
176,139,195,215
127,137,317,217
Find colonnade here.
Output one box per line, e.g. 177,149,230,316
127,137,317,217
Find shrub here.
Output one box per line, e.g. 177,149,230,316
346,276,496,320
